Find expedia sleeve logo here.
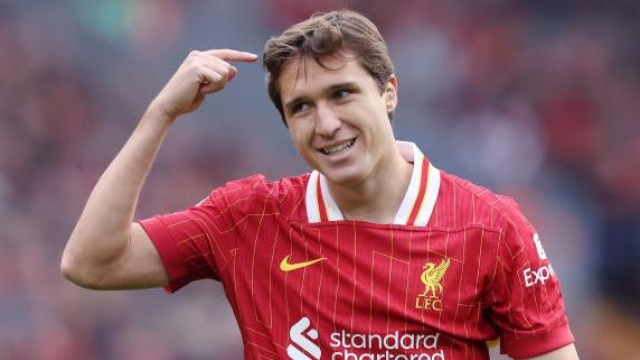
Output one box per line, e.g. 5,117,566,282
522,233,557,288
415,258,450,311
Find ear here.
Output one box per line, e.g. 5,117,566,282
384,75,398,113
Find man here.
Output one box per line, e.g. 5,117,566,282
61,10,579,360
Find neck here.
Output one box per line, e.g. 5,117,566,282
327,152,413,223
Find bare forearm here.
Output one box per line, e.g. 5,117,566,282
521,344,579,360
62,106,173,282
61,49,258,289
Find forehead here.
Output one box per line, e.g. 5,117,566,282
279,55,373,101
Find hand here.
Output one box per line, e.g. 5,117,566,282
150,49,258,120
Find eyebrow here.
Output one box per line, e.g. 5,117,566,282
283,81,358,111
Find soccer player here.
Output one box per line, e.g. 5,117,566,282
61,10,579,360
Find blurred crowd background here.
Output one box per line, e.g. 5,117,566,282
1,0,639,359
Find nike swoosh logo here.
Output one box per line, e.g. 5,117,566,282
279,255,325,272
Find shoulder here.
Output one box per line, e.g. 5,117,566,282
439,172,546,264
220,172,309,196
434,170,531,231
203,173,311,215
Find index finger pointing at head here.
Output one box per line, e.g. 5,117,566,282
204,49,259,63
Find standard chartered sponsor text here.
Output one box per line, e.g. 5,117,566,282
329,331,444,360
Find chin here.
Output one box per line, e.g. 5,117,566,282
320,166,369,187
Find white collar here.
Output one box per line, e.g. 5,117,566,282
305,142,441,226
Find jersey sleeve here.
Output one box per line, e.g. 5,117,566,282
138,174,271,293
485,199,575,358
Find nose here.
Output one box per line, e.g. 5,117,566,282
314,103,341,137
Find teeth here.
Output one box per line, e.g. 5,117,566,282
322,139,355,155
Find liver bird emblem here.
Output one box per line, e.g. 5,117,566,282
420,258,451,296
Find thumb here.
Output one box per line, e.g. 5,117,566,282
227,66,238,82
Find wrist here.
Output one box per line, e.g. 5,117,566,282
145,101,179,126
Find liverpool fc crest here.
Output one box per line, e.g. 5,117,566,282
415,258,450,311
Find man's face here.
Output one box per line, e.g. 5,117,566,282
279,54,398,186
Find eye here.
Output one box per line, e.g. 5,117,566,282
291,101,310,115
334,89,351,99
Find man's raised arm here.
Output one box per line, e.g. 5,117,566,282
60,49,258,290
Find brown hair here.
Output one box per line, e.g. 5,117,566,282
263,10,395,125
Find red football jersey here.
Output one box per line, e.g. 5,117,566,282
140,144,574,360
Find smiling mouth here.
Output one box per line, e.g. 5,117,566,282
320,138,356,155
